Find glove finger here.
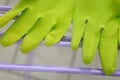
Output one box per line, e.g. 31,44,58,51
71,16,86,50
99,21,118,75
44,19,71,47
0,9,38,46
82,21,101,64
20,18,56,53
0,0,26,28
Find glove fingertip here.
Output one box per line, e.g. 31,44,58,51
82,54,93,65
20,45,30,54
0,32,19,47
0,38,9,47
20,37,35,54
70,42,79,51
103,66,115,76
44,36,57,47
83,59,92,65
82,48,95,64
0,18,8,28
20,41,33,54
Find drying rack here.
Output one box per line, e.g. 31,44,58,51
0,6,120,80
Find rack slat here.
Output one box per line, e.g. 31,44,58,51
0,63,119,76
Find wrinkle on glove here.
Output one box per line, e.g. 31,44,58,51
0,0,75,53
71,0,119,75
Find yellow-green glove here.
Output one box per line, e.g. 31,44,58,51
71,0,118,75
99,0,120,75
0,0,74,53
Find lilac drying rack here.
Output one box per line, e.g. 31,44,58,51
0,6,120,80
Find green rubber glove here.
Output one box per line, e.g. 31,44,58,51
71,0,118,75
99,0,120,75
0,0,74,53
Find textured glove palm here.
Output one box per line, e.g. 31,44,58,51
0,0,74,53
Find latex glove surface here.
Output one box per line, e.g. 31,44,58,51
71,0,118,75
0,0,74,53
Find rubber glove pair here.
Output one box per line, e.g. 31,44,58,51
0,0,74,53
0,0,119,76
71,0,119,75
